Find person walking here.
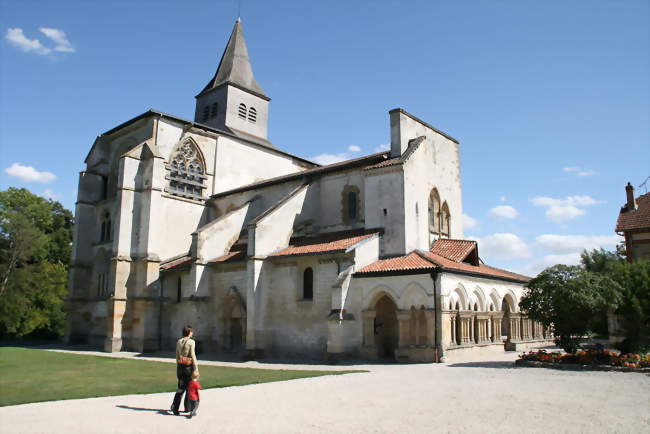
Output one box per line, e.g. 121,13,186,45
186,371,202,419
170,325,199,415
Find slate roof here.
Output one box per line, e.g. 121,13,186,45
212,152,389,199
616,192,650,232
160,255,193,271
430,239,477,263
269,229,380,258
197,19,268,100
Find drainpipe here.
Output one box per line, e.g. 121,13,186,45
430,271,441,362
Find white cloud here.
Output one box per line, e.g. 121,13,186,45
563,166,597,177
39,27,75,53
41,189,61,201
523,253,583,276
475,233,531,260
310,153,351,165
5,163,57,183
347,145,361,153
530,195,600,223
5,28,51,55
373,143,390,153
462,213,478,230
488,205,518,220
535,234,621,254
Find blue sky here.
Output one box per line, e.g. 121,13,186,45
1,0,648,275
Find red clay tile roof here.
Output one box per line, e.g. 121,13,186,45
430,239,477,262
356,252,437,273
420,251,531,282
269,229,380,257
364,157,401,170
616,192,650,232
356,249,531,283
209,244,247,263
160,255,193,271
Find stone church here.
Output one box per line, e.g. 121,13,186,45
66,20,551,362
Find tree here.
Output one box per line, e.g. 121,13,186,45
609,260,650,354
521,265,616,353
0,188,73,339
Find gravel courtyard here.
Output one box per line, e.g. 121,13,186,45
1,350,648,434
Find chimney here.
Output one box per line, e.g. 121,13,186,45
625,182,636,211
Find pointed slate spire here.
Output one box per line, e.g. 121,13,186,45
198,19,268,100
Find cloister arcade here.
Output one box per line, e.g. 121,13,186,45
360,281,552,362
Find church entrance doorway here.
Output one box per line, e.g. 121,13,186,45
374,295,398,359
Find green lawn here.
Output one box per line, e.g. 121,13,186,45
0,347,363,406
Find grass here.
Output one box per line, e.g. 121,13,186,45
0,347,363,406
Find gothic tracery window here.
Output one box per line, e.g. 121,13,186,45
441,202,450,237
165,141,207,201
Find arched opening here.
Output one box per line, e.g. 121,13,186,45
303,268,313,300
374,295,398,359
428,188,441,242
501,299,511,339
417,306,427,345
441,202,450,237
238,103,247,119
229,303,245,351
248,107,257,123
348,191,358,220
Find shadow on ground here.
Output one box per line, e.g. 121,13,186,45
116,405,175,416
447,361,515,369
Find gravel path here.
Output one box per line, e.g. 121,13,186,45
1,349,648,434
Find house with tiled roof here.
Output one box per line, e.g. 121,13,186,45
616,182,650,262
66,20,551,362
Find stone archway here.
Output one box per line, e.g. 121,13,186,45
224,288,246,352
374,295,398,359
501,300,511,340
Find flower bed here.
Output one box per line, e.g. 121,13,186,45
516,349,650,372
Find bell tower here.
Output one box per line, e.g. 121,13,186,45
194,19,270,141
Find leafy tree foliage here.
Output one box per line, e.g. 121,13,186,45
521,265,616,353
0,188,73,339
608,260,650,354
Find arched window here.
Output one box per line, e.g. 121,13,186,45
441,202,450,237
210,102,218,118
428,188,441,238
238,103,247,119
99,212,111,242
348,191,357,220
165,141,207,201
248,107,257,123
342,186,361,224
176,277,182,303
303,267,313,300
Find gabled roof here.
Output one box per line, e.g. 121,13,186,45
269,229,381,258
211,152,389,199
616,192,650,232
430,239,477,263
197,19,268,100
356,238,531,283
355,252,436,273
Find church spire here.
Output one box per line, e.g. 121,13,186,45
198,19,268,100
